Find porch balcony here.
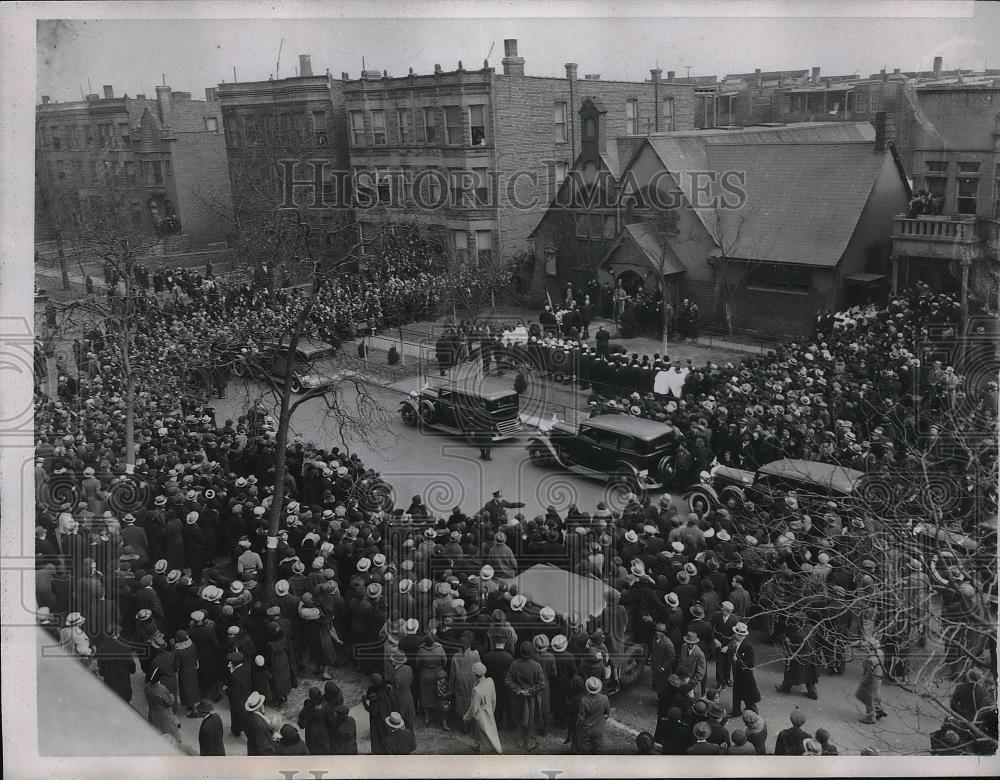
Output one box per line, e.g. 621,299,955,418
891,215,978,262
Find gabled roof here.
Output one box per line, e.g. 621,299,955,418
634,122,891,267
599,223,686,275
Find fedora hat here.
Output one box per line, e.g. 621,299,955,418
389,649,407,666
398,578,413,594
244,691,265,712
733,622,749,636
356,557,372,573
550,634,568,653
664,592,680,608
274,579,290,596
683,631,700,644
367,583,383,599
585,676,602,694
479,565,495,581
510,594,527,611
385,712,405,730
230,580,245,594
65,611,85,627
403,618,420,635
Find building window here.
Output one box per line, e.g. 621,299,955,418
554,102,567,142
472,167,490,206
444,105,463,145
854,92,868,114
475,231,492,265
603,214,617,240
662,98,675,131
84,125,94,147
312,111,327,132
423,166,442,203
747,263,812,291
925,176,947,198
554,161,568,189
375,167,391,204
398,165,413,203
371,110,387,145
781,94,791,114
869,91,880,113
925,160,948,174
958,162,981,174
469,104,486,145
625,99,638,135
956,176,978,215
349,111,365,145
424,107,440,144
449,168,468,206
453,230,469,263
204,116,218,132
575,212,589,238
398,108,413,144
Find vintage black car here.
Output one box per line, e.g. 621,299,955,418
527,413,679,493
233,339,341,394
399,384,523,441
684,457,866,515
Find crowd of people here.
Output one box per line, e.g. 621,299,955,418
32,259,998,756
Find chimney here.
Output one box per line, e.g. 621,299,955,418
667,70,675,82
204,87,217,102
755,67,762,87
433,64,442,75
933,56,943,77
811,66,821,83
103,84,114,98
41,95,50,105
501,39,524,77
893,68,901,75
650,68,662,82
584,74,601,80
299,55,313,77
565,63,578,80
155,85,172,125
136,93,146,100
880,68,887,82
873,111,895,153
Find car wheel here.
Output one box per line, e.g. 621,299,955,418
686,488,715,516
610,464,645,500
400,405,418,427
718,485,746,507
527,442,551,467
418,400,436,425
290,377,303,394
657,455,676,486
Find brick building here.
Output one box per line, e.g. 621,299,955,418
344,39,695,266
35,84,232,248
531,107,910,337
216,56,352,256
891,81,1000,315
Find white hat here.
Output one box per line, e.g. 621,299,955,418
624,530,638,543
65,611,85,627
275,579,290,596
230,580,245,594
510,594,527,611
356,557,372,573
733,622,749,636
404,618,420,635
539,606,556,623
244,691,266,712
480,564,495,581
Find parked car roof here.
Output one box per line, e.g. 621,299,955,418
437,384,518,402
263,339,338,359
583,414,675,442
757,458,865,494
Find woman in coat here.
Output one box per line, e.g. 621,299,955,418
449,632,481,731
144,667,181,742
856,636,887,724
505,642,545,751
362,673,395,754
252,655,274,705
463,661,502,753
173,630,201,715
416,633,448,726
265,624,294,705
151,646,181,716
297,687,333,755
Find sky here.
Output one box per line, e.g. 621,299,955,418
33,1,1000,103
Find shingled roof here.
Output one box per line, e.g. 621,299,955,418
633,122,890,267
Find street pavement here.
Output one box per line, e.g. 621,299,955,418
208,372,942,755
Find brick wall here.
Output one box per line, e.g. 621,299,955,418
170,130,234,246
493,73,695,261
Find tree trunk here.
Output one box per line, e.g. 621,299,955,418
265,376,293,592
398,324,405,367
56,236,70,292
